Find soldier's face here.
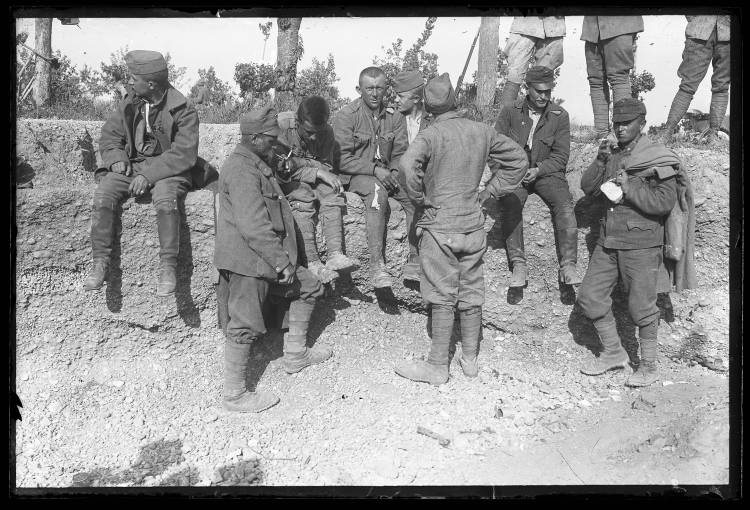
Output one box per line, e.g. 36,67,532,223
357,74,386,110
129,74,152,98
395,91,420,114
527,85,552,109
298,119,327,143
614,116,646,146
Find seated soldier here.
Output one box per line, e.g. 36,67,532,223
215,105,333,413
276,96,358,284
577,98,680,387
84,50,199,296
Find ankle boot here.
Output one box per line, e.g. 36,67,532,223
509,262,528,288
581,313,630,375
558,228,582,285
458,306,482,377
84,259,109,290
395,305,453,385
308,260,339,284
85,198,116,290
282,299,333,373
709,90,729,131
626,322,659,387
223,339,279,413
661,89,694,144
156,206,180,296
320,203,357,271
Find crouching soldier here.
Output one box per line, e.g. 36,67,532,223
215,105,333,413
494,66,582,288
276,96,358,284
84,50,199,296
394,73,528,385
578,98,680,387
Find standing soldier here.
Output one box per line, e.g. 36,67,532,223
581,16,644,139
393,69,430,283
276,96,358,284
498,16,566,109
661,15,730,143
333,66,417,289
494,66,581,288
84,50,198,296
395,73,528,385
577,98,680,388
214,105,333,413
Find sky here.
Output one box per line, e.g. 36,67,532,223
16,15,729,125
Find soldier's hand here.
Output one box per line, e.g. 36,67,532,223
128,174,151,197
374,166,396,192
522,167,539,184
111,161,130,175
317,168,343,194
278,264,296,285
615,169,630,195
478,189,492,204
596,139,611,163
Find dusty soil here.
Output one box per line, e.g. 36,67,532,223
13,125,733,490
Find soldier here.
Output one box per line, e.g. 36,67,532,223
214,105,333,413
494,66,581,288
84,50,199,296
393,69,430,283
394,73,528,385
581,16,644,139
276,96,358,284
498,16,566,108
577,98,680,388
192,79,210,106
333,66,417,289
661,15,730,143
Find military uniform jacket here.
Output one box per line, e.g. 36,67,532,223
580,16,644,42
333,98,408,185
494,97,570,178
399,110,528,235
277,110,338,185
98,86,199,184
581,135,678,250
685,15,730,42
214,143,297,279
509,16,566,38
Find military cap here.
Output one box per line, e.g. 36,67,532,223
612,98,647,122
525,66,555,90
393,70,424,93
240,104,281,136
423,73,456,115
124,50,168,75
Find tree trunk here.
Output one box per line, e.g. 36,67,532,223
475,17,500,111
275,17,302,112
33,18,53,107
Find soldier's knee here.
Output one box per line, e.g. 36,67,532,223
154,198,179,212
577,288,605,320
93,196,117,210
226,330,260,345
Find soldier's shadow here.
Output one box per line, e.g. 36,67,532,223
174,201,200,327
105,204,124,313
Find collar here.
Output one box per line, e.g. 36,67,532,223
233,143,274,177
358,98,386,119
617,134,644,153
431,110,462,124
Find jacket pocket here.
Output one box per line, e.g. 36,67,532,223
352,131,370,150
626,220,656,232
262,191,285,233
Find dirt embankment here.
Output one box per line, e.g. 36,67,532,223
14,120,732,489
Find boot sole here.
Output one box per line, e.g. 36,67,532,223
222,398,279,413
283,356,333,374
580,360,630,376
393,367,448,385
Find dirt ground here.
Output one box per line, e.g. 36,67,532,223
13,134,735,492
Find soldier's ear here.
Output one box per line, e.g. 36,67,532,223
355,85,362,96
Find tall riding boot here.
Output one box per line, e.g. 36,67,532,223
320,203,357,271
499,81,522,109
366,200,391,288
709,90,729,132
558,227,582,285
394,304,452,385
661,89,693,144
282,299,333,374
155,205,180,296
84,198,116,290
627,320,659,387
458,306,482,377
580,311,630,375
222,339,279,413
501,198,527,288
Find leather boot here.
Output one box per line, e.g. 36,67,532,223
590,82,611,138
580,313,630,375
509,262,528,288
308,260,339,284
371,261,392,289
282,300,332,373
84,198,116,290
458,306,482,377
499,81,521,109
660,89,693,144
626,321,659,387
709,90,729,131
558,227,582,285
395,304,452,385
365,200,391,288
156,207,180,296
223,339,279,413
320,203,357,271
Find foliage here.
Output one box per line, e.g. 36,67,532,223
95,46,187,97
295,54,346,111
189,66,233,105
258,21,273,61
373,17,439,105
630,70,656,101
234,62,276,99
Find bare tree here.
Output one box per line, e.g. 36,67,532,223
274,17,302,112
475,17,500,112
33,18,53,107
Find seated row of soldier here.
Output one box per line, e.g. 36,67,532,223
83,50,692,413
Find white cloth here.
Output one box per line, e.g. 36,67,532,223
406,111,423,144
527,109,542,148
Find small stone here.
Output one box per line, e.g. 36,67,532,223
494,406,504,419
698,298,710,307
535,240,545,247
111,380,125,388
578,399,592,408
27,238,36,245
204,413,218,423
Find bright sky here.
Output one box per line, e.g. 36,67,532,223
17,15,728,125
